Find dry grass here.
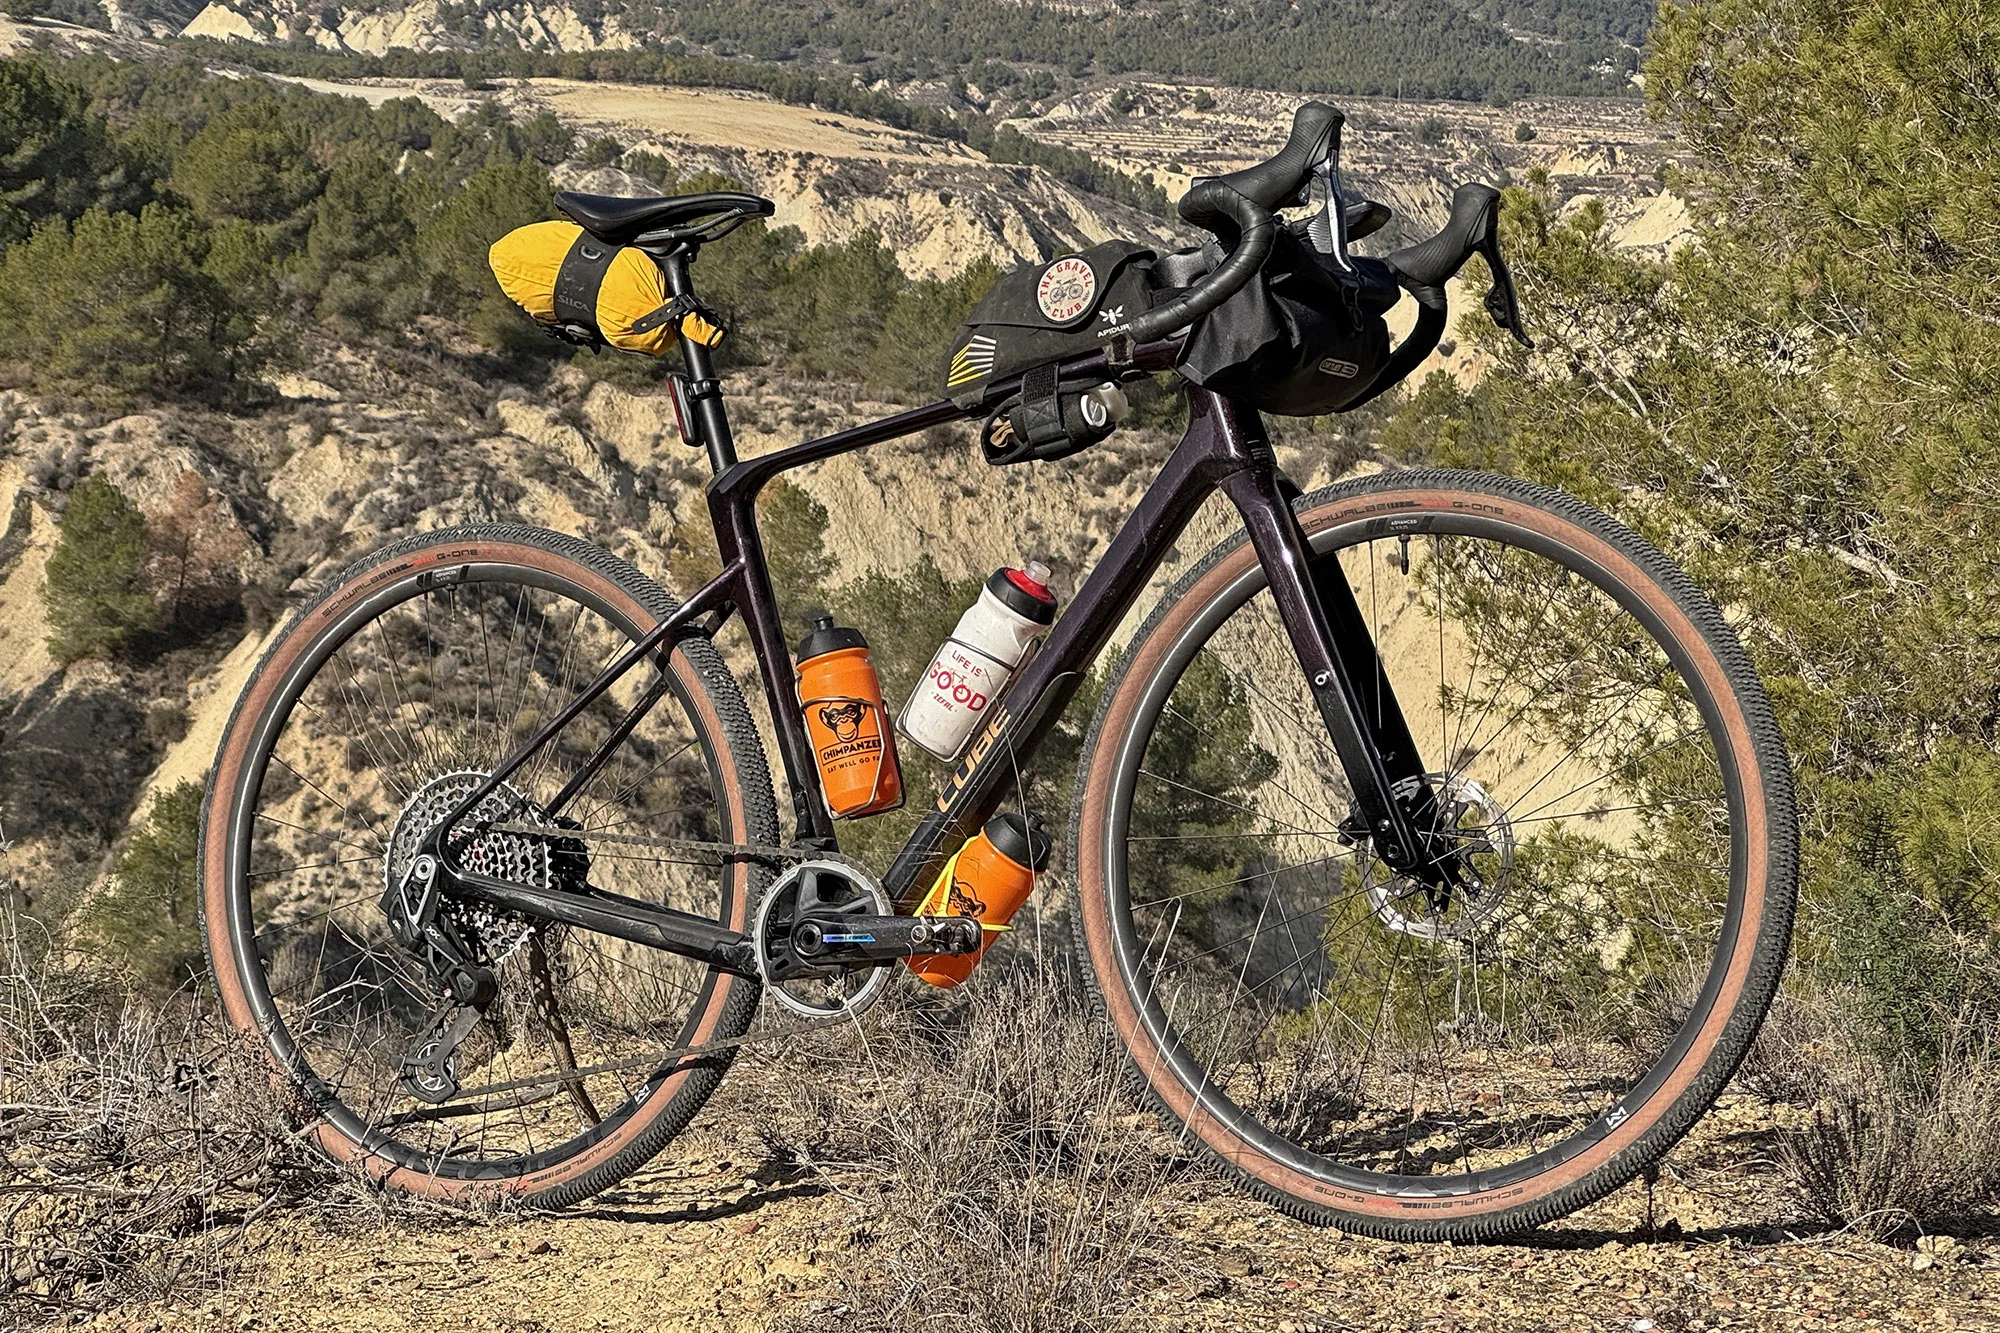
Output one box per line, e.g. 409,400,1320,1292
756,954,1193,1332
1754,987,2000,1240
0,903,352,1325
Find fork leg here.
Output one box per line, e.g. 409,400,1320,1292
1219,461,1427,872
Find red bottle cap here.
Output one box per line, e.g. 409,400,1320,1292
1001,559,1055,608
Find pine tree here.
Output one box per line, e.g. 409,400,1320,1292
79,781,205,1000
43,473,157,663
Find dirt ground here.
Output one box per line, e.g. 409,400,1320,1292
46,1054,2000,1333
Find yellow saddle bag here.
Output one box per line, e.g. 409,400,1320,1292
488,221,724,354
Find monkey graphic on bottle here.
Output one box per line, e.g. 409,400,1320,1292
795,615,903,818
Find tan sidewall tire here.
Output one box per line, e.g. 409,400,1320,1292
199,527,775,1204
1069,471,1796,1238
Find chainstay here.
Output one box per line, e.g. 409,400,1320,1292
420,825,874,1109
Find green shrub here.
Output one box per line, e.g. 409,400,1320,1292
579,134,625,167
0,205,262,399
1514,120,1536,142
42,474,157,664
78,781,205,1001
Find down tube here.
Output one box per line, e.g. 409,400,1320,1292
880,391,1262,907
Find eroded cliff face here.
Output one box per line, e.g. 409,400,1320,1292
178,0,644,53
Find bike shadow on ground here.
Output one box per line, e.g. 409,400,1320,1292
1518,1209,2000,1251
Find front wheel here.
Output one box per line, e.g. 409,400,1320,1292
1069,469,1797,1239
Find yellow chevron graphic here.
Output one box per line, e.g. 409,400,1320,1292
945,335,997,387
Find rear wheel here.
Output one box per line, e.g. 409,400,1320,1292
1070,470,1797,1239
199,526,776,1204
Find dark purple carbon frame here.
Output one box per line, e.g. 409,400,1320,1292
423,257,1430,974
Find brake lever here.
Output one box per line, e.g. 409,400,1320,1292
1476,229,1534,349
1306,157,1356,272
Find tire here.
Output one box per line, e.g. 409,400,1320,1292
1068,469,1797,1240
199,526,777,1205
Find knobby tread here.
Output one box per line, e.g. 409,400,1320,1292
1065,468,1799,1242
197,525,778,1208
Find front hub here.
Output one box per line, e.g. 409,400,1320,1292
1356,772,1515,941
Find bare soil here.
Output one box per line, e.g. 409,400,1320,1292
43,1046,2000,1333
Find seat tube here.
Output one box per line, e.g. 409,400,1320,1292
659,250,737,473
1215,433,1425,872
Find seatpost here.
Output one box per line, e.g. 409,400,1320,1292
659,248,738,473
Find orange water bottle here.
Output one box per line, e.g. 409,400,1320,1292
906,812,1053,987
796,614,903,819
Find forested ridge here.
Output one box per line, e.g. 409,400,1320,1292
651,0,1638,98
27,0,1652,101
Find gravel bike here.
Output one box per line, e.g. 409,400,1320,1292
199,105,1797,1240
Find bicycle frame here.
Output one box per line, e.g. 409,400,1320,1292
427,266,1432,978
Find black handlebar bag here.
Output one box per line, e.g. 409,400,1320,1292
940,240,1160,409
1178,228,1398,416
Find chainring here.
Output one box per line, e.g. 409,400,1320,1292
752,858,894,1020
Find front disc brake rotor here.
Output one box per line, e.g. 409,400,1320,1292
1362,772,1515,942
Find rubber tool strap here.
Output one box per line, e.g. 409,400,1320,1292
631,293,728,347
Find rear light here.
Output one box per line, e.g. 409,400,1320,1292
665,374,696,449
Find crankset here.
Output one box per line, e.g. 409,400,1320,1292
752,859,982,1019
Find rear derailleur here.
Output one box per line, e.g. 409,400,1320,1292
381,849,502,1103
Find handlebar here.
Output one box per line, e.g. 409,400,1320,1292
1104,102,1530,365
1105,101,1343,348
1110,182,1275,346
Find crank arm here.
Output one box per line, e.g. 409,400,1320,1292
790,913,983,964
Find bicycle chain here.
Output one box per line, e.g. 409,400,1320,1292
483,822,818,864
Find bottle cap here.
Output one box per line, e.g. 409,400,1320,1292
990,564,1057,624
795,612,868,662
983,811,1053,872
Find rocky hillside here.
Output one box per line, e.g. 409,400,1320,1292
178,0,640,54
1010,81,1683,251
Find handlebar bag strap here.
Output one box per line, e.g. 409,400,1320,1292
941,240,1159,409
1178,228,1397,417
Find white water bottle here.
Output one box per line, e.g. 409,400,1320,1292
900,561,1058,761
